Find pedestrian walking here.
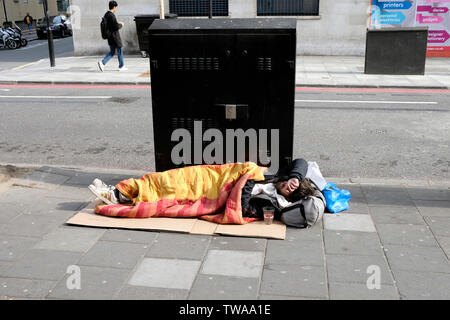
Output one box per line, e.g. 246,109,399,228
23,13,33,32
98,1,128,72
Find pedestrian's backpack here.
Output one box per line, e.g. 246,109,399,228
100,16,109,39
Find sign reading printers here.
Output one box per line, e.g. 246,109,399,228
370,0,450,57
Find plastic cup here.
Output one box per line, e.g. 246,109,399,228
263,206,275,225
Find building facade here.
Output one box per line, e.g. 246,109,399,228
0,0,70,26
70,0,369,56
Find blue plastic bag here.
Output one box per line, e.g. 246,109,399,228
322,182,351,213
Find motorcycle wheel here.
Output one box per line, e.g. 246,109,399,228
6,39,18,49
21,38,28,47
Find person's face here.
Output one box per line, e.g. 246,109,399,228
111,6,118,13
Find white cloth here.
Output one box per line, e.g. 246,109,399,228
251,183,292,209
306,161,327,191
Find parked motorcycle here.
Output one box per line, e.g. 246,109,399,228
9,24,28,47
0,27,19,49
5,24,27,48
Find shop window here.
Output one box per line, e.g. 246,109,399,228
169,0,228,17
257,0,319,16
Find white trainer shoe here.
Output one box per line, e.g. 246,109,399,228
88,181,118,205
92,178,108,188
98,60,105,72
119,66,128,71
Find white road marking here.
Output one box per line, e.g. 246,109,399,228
0,95,112,99
295,99,438,105
17,38,64,51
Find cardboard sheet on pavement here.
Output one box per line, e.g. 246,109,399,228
66,200,286,240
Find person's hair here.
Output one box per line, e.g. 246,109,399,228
109,1,118,10
285,179,316,202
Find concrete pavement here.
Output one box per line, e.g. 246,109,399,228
0,165,449,300
0,55,450,88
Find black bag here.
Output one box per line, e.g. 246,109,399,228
100,16,109,40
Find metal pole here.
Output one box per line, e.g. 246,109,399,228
2,0,8,25
160,0,165,19
43,0,55,67
209,0,212,19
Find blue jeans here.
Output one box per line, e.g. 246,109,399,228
102,45,124,68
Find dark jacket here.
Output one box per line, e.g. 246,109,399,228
24,15,33,25
241,158,308,219
104,11,123,48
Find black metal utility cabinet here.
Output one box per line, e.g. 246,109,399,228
148,18,297,172
134,14,177,57
365,27,428,75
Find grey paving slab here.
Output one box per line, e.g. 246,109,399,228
284,224,323,243
324,230,384,256
0,261,12,274
1,249,82,281
369,206,425,225
33,226,105,252
363,190,415,207
146,233,210,260
35,166,75,177
19,171,71,188
189,274,259,300
414,200,450,217
383,244,450,274
114,285,188,300
326,254,394,285
0,213,68,238
336,184,364,199
45,186,94,202
324,213,376,233
393,270,450,300
0,277,55,299
201,250,264,278
48,265,130,300
62,172,136,188
41,201,87,214
208,236,266,252
60,173,102,187
0,203,22,223
128,258,201,290
0,188,50,206
0,235,40,261
406,187,450,201
424,216,450,237
260,264,327,299
345,201,370,214
328,282,399,300
265,238,324,266
376,224,437,247
437,237,450,259
0,191,87,216
100,229,158,244
78,240,148,269
361,186,408,193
